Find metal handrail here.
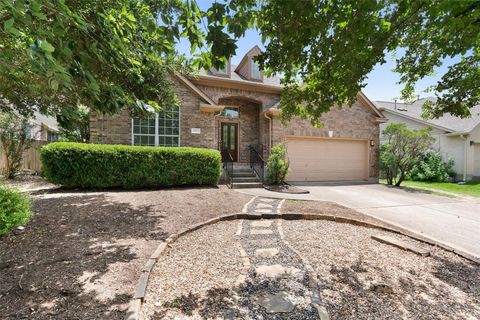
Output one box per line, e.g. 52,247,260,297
220,144,234,188
249,144,264,183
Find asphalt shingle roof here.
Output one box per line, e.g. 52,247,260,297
199,64,282,86
375,97,480,133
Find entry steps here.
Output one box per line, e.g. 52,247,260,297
231,165,263,189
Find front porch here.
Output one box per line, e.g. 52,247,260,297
215,97,267,163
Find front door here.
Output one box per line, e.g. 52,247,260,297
221,123,238,162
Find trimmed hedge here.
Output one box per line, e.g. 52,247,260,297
0,186,32,236
41,142,222,188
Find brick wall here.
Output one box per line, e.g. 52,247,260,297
89,76,380,177
217,98,260,163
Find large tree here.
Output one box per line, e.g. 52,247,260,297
0,0,224,118
1,0,479,124
204,0,480,124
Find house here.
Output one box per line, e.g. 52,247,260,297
89,46,387,185
375,97,480,181
28,111,59,142
0,112,58,174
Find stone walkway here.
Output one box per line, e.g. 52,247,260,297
230,197,329,319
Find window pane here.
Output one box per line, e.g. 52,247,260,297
230,126,235,150
252,61,261,79
220,107,239,119
134,106,179,147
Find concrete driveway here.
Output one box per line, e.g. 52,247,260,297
237,184,480,260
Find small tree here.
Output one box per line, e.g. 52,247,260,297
0,113,32,179
57,107,90,142
380,123,434,186
266,143,289,185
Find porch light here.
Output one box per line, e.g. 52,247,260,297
328,130,334,138
370,140,375,147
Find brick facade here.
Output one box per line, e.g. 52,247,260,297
89,75,382,178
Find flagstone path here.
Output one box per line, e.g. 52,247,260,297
229,197,329,319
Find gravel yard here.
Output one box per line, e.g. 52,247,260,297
139,212,480,319
283,220,480,319
281,199,397,230
141,221,243,319
0,176,252,320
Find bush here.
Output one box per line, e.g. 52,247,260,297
266,143,289,184
41,142,222,188
0,186,32,236
380,123,434,186
407,152,456,182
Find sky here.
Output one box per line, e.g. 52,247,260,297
175,2,459,103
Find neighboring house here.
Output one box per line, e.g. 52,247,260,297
28,112,59,142
0,112,58,174
90,46,387,184
376,97,480,181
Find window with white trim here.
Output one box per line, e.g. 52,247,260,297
251,61,261,79
132,106,180,147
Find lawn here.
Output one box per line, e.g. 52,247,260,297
380,179,480,198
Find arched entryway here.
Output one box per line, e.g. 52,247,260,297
217,97,263,163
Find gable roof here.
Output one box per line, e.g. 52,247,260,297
375,97,480,133
235,45,263,73
357,91,387,119
31,111,58,132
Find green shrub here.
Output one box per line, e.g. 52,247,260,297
0,186,32,236
41,142,222,188
407,152,456,182
266,143,289,184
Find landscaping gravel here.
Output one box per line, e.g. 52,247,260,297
0,177,252,320
283,220,480,319
141,220,242,320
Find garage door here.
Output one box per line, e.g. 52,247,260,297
286,137,368,181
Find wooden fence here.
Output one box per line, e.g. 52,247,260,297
0,140,48,174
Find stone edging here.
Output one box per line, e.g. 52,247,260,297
124,211,480,320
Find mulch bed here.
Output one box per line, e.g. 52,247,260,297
264,184,309,194
0,178,252,320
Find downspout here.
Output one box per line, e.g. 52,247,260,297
461,134,468,182
214,111,221,150
264,112,272,156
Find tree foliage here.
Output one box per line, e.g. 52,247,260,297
1,0,479,124
266,143,289,185
380,123,434,186
57,106,90,142
0,0,237,118
406,151,456,182
198,0,480,124
0,113,32,179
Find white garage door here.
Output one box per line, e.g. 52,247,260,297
286,137,369,182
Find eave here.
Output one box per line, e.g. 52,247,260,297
189,74,283,94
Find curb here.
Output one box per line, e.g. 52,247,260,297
125,212,480,320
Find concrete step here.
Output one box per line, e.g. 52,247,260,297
233,177,260,183
233,172,256,178
232,182,264,189
234,168,254,173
